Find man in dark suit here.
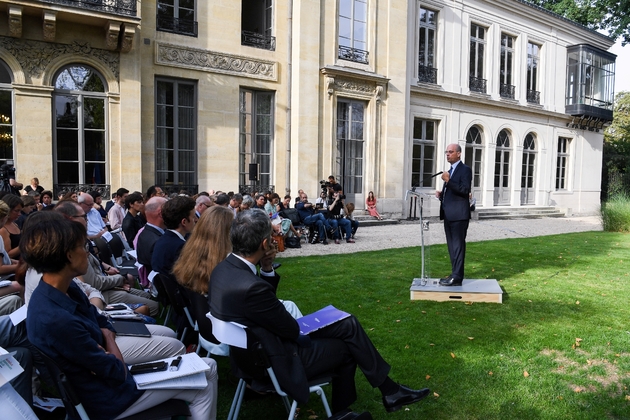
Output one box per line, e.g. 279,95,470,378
136,197,167,276
436,143,473,286
151,195,196,276
209,210,429,414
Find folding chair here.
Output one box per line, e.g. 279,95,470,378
186,289,229,357
156,273,195,341
207,312,332,420
36,348,190,420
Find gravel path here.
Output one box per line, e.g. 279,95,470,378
277,216,603,258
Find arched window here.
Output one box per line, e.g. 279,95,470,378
521,133,536,204
465,125,483,200
0,59,13,166
53,65,107,186
494,129,511,205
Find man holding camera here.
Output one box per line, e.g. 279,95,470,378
296,192,329,245
0,163,22,196
327,190,354,244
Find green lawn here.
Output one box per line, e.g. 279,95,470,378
214,231,630,419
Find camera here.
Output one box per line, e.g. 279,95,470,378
319,180,332,192
0,164,15,180
339,194,346,200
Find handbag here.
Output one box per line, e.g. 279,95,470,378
285,236,301,248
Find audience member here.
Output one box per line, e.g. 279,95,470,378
0,194,23,258
108,188,129,230
253,193,266,209
215,193,230,207
146,185,165,199
78,192,108,240
265,193,300,238
23,214,217,420
209,210,429,414
343,202,360,238
22,177,43,195
296,192,329,244
61,190,78,201
280,194,291,211
40,190,53,208
228,193,243,216
0,201,19,287
240,195,254,211
194,195,212,219
327,190,354,244
366,191,383,220
27,191,42,212
105,191,117,213
0,294,23,316
151,195,196,277
122,193,146,249
135,197,167,277
15,195,36,229
89,190,108,220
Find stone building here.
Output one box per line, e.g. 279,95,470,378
0,0,615,215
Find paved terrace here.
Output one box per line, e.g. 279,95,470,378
277,216,603,258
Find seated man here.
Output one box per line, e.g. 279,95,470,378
209,210,429,414
296,192,329,244
107,187,129,230
78,192,108,240
135,197,167,275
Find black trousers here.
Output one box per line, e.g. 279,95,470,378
443,219,469,280
298,315,391,412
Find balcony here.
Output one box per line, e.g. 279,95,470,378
500,83,515,99
469,76,487,94
239,184,275,196
54,184,111,199
418,65,437,84
241,31,276,51
157,15,198,37
338,46,369,65
162,184,199,196
527,89,540,104
39,0,137,17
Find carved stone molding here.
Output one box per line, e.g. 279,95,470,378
42,11,57,42
156,42,277,81
105,21,121,51
334,77,376,97
0,36,120,83
120,24,135,53
326,76,335,97
8,6,22,38
375,85,383,103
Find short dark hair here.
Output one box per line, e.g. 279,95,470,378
116,188,129,197
1,194,23,210
28,191,41,198
88,190,101,200
231,209,271,257
146,185,160,198
41,190,53,199
161,196,195,229
215,193,230,206
21,212,86,273
54,200,81,218
124,192,144,209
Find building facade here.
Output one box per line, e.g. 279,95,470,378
0,0,615,215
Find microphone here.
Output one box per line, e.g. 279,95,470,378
431,171,444,178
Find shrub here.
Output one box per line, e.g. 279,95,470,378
601,193,630,232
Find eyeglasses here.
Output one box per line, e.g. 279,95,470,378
200,203,211,208
73,213,88,221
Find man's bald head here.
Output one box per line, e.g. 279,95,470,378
145,197,167,227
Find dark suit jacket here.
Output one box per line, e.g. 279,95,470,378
209,254,310,402
440,161,473,222
151,230,186,275
135,225,162,273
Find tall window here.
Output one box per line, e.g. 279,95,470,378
418,7,437,84
494,129,511,206
469,23,486,93
0,60,13,166
155,79,197,189
336,100,365,201
499,33,515,99
556,137,570,190
338,0,368,64
239,90,274,188
242,0,275,51
54,65,107,186
527,42,540,104
157,0,198,36
465,125,483,200
411,120,435,187
521,133,536,205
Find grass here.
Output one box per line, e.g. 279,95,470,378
214,231,630,420
601,194,630,232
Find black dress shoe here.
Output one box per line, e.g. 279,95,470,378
382,385,430,412
439,276,462,286
272,263,281,270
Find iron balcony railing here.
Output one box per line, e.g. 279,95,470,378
54,184,111,200
241,31,276,51
527,89,540,104
500,83,516,99
469,76,487,94
39,0,137,17
156,15,198,37
338,45,369,64
239,184,275,196
162,184,199,196
418,65,437,84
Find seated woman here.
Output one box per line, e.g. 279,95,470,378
0,194,24,259
23,212,217,420
264,193,300,238
0,201,22,301
173,206,302,322
366,191,383,220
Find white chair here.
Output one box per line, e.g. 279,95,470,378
207,312,332,420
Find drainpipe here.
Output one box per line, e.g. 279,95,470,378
285,0,293,194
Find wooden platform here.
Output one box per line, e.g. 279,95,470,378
410,279,503,303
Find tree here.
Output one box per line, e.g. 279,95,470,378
602,91,630,198
531,0,630,45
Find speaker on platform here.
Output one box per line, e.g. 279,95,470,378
248,163,259,181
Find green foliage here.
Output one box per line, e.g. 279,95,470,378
603,92,630,199
531,0,630,45
216,232,630,419
601,193,630,231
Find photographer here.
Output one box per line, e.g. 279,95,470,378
327,190,354,244
0,163,22,196
296,192,329,245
